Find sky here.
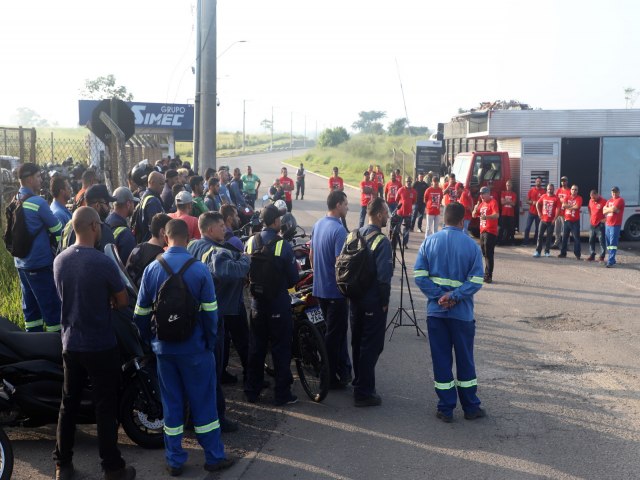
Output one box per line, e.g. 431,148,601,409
2,0,639,136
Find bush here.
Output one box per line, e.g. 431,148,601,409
0,244,23,328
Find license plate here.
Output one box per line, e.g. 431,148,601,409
305,307,324,324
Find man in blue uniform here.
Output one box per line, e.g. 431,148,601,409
414,202,486,422
12,163,63,332
188,211,250,432
49,176,73,228
350,197,393,407
136,171,165,242
244,204,299,405
105,187,137,263
134,219,234,475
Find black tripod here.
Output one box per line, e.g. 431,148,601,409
386,220,425,340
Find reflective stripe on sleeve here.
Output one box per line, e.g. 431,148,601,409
193,419,220,434
134,305,152,316
202,246,215,263
371,234,384,251
45,323,62,332
113,226,127,239
22,201,39,212
456,379,478,388
414,269,429,278
434,380,456,390
430,277,463,288
49,222,63,234
607,246,617,250
163,424,184,436
201,301,218,312
469,276,484,284
246,240,254,254
274,240,283,256
25,319,44,329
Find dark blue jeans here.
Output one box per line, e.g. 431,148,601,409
560,220,581,257
319,298,350,383
359,206,367,228
411,203,426,230
536,221,554,254
523,212,540,245
589,223,606,258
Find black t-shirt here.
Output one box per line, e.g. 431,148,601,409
126,242,165,287
53,246,125,352
412,180,429,205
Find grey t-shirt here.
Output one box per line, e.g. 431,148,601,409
53,246,125,352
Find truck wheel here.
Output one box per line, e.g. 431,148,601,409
623,215,640,241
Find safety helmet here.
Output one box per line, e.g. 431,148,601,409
279,213,298,240
273,199,287,214
131,163,153,188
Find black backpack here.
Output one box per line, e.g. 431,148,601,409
248,234,284,299
131,194,152,243
152,257,199,342
3,194,40,258
335,230,382,299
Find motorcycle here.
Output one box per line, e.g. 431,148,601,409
0,386,13,480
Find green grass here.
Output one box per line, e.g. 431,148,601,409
0,243,24,329
290,134,428,186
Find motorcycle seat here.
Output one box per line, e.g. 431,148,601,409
0,331,62,364
0,316,22,332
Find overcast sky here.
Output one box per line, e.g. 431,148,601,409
2,0,639,135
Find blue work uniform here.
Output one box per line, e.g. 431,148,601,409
50,199,72,228
414,225,485,417
138,190,165,242
14,187,63,332
349,225,393,400
244,227,299,404
59,219,115,254
105,212,136,263
133,247,227,469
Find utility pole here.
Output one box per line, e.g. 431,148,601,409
290,111,293,150
197,0,217,174
193,0,202,172
242,99,246,151
304,115,307,148
270,106,274,151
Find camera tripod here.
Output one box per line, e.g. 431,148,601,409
386,220,425,340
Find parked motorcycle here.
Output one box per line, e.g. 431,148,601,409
0,400,14,480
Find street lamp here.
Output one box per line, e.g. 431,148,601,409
242,99,253,151
217,40,247,59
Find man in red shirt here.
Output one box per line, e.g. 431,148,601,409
498,179,517,245
395,176,417,249
328,167,344,192
456,183,473,235
424,176,443,238
279,167,295,212
472,186,499,283
553,176,571,249
533,184,561,257
587,189,607,262
558,185,583,259
384,172,402,214
523,177,545,246
359,171,375,228
603,186,625,267
168,191,201,240
374,165,385,198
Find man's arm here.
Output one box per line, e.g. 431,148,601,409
36,198,63,245
198,267,219,352
212,250,250,280
447,247,485,302
414,242,445,300
133,267,155,344
373,236,393,310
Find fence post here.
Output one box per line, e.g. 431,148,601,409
18,127,25,163
3,129,7,156
30,128,36,163
51,132,55,163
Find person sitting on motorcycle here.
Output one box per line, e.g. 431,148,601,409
269,178,285,203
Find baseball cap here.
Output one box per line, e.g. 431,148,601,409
611,186,620,192
112,187,138,204
17,163,40,179
175,191,193,205
560,176,568,181
85,184,117,203
260,204,283,225
479,186,490,194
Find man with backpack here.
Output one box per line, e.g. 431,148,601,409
342,197,393,407
244,204,299,406
133,219,234,475
105,187,137,263
133,171,165,243
5,163,63,332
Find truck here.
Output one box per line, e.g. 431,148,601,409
443,109,640,240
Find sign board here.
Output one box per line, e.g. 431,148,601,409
415,140,443,175
79,100,194,131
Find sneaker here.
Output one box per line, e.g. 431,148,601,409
221,370,238,385
575,256,581,261
532,251,541,258
166,465,184,477
56,464,75,480
204,458,236,472
354,393,382,407
464,408,487,420
605,263,614,268
417,228,423,233
544,252,551,257
599,256,605,263
104,466,136,480
557,253,567,258
551,244,560,250
483,276,492,284
274,394,298,406
586,255,595,262
436,410,453,423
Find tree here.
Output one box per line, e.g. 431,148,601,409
387,118,408,136
352,110,387,134
260,118,273,132
11,107,48,127
80,74,134,101
318,127,350,147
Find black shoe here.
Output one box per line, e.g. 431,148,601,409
354,393,382,407
464,408,486,420
56,464,75,480
104,466,136,480
221,418,239,433
329,379,347,390
557,253,567,258
274,394,298,406
483,275,492,284
244,391,259,403
204,457,236,472
221,370,238,385
339,372,353,385
436,410,453,423
166,465,184,477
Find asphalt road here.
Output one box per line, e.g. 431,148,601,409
8,150,640,480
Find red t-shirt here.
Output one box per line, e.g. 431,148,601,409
563,195,583,221
360,180,375,206
279,176,294,202
459,190,473,220
500,190,517,217
168,211,201,240
556,187,571,214
588,197,607,226
537,194,561,223
374,171,385,185
424,187,443,215
527,187,545,215
605,197,625,226
478,199,499,235
395,186,416,217
329,176,344,191
384,180,402,204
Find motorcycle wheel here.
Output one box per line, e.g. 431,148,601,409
0,427,14,480
120,382,164,449
294,319,330,402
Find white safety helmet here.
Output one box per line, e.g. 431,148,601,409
274,199,287,214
